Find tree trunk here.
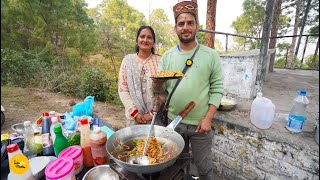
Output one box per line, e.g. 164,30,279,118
312,37,319,69
286,0,302,68
205,0,217,48
269,0,282,72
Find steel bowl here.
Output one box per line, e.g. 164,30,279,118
30,156,57,180
82,165,119,180
218,96,238,111
11,123,25,135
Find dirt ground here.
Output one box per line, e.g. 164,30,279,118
1,86,126,134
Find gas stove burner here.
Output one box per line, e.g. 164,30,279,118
109,153,191,180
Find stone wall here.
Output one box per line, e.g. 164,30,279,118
220,49,275,99
211,119,319,180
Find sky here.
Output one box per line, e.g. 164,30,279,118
85,0,244,33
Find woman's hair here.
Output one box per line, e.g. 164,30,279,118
135,26,156,54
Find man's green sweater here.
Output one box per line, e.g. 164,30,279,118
158,44,223,125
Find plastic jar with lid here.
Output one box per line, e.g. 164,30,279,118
90,127,109,166
58,145,83,175
45,157,75,180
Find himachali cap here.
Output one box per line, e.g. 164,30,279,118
173,0,198,21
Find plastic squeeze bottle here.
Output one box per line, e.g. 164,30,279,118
7,143,35,180
41,112,55,156
90,127,109,166
50,116,62,143
80,118,94,167
53,124,69,157
287,90,310,133
23,121,37,159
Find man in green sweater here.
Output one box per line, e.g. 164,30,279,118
152,1,223,179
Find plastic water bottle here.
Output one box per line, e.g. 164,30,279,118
286,90,309,133
50,117,62,143
23,121,37,159
250,92,275,129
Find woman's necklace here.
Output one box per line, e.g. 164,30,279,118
137,53,152,81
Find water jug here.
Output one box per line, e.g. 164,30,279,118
250,92,275,129
286,90,309,133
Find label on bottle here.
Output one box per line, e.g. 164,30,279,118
287,114,306,131
42,133,53,148
91,143,108,165
9,154,30,174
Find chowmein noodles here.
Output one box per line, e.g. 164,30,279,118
112,136,176,164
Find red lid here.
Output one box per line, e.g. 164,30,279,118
43,112,49,116
80,119,88,125
7,143,19,153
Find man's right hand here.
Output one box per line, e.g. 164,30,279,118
152,79,166,91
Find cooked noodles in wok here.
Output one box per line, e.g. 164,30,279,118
111,136,177,164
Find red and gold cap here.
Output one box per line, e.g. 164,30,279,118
173,0,198,21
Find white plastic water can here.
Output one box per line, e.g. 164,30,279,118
250,92,276,129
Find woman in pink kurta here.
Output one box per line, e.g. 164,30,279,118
118,26,163,126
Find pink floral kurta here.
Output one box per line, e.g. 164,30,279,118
118,54,161,126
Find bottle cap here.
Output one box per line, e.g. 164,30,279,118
54,124,62,133
43,112,49,117
257,92,263,97
300,90,306,96
93,118,99,125
80,118,88,125
49,111,55,115
93,127,101,133
52,117,58,123
7,143,19,153
24,121,31,126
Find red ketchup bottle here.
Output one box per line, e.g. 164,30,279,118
90,127,109,166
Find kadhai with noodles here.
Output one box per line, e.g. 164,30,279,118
111,136,177,165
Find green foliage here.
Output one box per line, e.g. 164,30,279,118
76,66,110,101
149,8,177,53
276,42,291,58
1,49,47,87
1,0,97,58
275,55,304,68
304,54,319,69
96,0,145,56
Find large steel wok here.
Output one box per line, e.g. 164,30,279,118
106,102,195,174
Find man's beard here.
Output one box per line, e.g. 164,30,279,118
178,33,196,43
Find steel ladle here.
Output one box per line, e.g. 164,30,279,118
127,98,161,165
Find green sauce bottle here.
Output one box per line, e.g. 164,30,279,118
53,124,69,157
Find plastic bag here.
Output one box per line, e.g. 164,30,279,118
72,96,95,117
63,112,76,130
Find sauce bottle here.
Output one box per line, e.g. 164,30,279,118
7,143,35,180
90,127,109,166
53,124,69,157
80,118,94,167
41,112,54,156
